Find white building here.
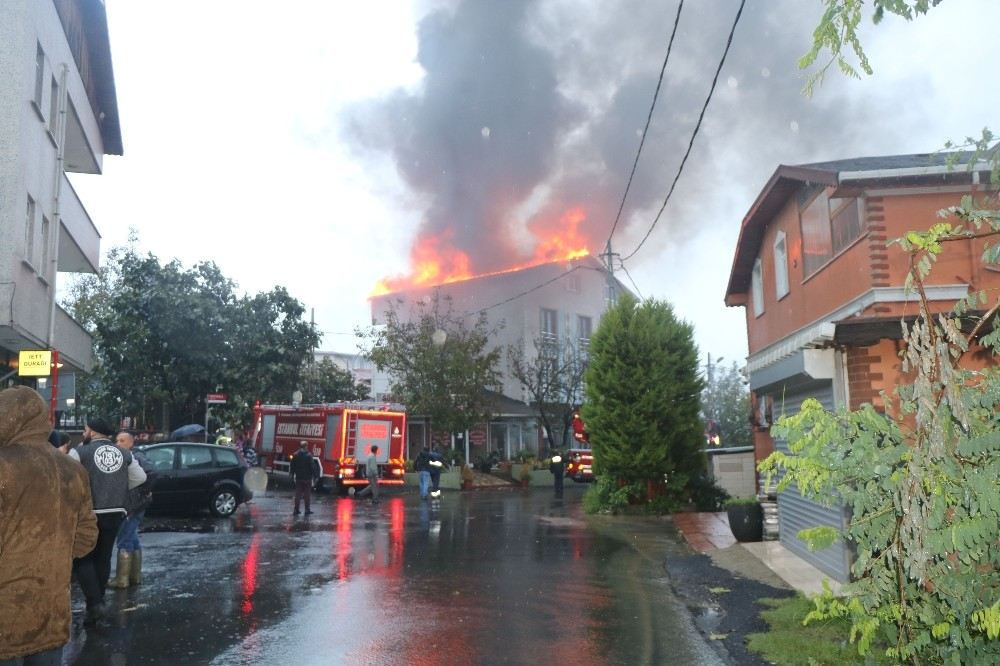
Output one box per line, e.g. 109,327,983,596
313,350,373,395
369,256,630,461
0,0,121,403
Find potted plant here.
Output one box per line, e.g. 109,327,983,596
724,496,763,542
518,464,532,487
460,463,475,490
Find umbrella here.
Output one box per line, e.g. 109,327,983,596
170,423,205,440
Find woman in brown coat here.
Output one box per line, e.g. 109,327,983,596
0,387,97,664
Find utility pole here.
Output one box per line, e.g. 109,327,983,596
602,241,620,308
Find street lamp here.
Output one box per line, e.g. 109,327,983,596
292,390,302,407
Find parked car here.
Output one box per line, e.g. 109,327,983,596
137,442,253,517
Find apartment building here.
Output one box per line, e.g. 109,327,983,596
0,0,121,410
370,256,628,462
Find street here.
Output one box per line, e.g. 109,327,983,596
65,485,723,665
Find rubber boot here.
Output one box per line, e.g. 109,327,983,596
107,550,132,589
129,549,143,586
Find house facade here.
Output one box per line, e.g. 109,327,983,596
0,0,121,405
725,152,998,582
370,256,627,463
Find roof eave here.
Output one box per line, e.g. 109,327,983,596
725,165,838,302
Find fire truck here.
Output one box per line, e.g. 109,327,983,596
250,401,406,494
566,409,594,482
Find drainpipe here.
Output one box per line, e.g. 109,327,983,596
46,64,69,351
46,64,69,424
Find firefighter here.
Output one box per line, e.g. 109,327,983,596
550,451,565,498
290,441,315,515
428,446,446,499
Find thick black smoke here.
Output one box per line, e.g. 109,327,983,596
347,0,907,273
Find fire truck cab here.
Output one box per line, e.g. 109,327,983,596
251,402,406,494
567,409,594,482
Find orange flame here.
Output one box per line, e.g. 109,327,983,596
371,207,592,297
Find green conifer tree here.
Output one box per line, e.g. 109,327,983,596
582,295,705,501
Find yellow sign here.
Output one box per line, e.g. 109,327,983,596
18,350,52,377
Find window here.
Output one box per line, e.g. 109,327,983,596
214,448,240,468
40,216,50,271
34,43,45,109
800,188,864,276
24,196,36,264
577,315,592,343
773,231,788,299
751,258,764,317
48,76,59,134
541,308,558,338
565,274,581,293
180,446,214,470
801,189,832,274
830,197,863,254
146,446,176,471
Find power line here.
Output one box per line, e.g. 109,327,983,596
620,263,644,300
622,0,746,263
465,265,585,316
605,0,686,247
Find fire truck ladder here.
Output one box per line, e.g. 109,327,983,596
345,411,359,459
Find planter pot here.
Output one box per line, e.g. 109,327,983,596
726,504,764,542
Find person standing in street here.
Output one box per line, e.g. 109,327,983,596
428,446,446,499
550,451,565,499
355,445,380,504
0,386,97,665
69,418,146,625
414,445,432,500
107,430,157,589
290,441,315,515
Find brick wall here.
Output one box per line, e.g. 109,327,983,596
847,345,883,410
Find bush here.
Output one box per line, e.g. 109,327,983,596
689,473,730,511
512,450,536,464
444,448,464,467
583,477,640,514
723,496,760,508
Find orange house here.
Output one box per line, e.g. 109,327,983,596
725,151,997,581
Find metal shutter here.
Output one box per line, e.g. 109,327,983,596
770,380,853,583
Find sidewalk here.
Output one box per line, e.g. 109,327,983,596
673,511,841,596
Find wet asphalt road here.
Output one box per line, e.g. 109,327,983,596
65,485,724,665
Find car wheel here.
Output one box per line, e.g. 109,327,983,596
210,488,239,517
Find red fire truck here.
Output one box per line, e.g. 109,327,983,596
567,409,594,482
250,401,406,494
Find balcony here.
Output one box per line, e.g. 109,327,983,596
53,305,94,373
58,173,100,273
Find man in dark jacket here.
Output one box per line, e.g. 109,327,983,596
69,417,147,624
0,387,97,664
107,430,157,589
413,446,432,500
290,441,315,515
428,447,446,499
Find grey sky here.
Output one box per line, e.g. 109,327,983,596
69,0,999,368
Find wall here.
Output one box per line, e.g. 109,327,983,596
743,185,1000,356
709,450,756,499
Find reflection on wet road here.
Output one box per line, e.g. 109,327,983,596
66,488,722,665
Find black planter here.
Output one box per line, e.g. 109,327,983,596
726,504,764,542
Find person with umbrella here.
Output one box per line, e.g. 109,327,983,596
170,423,205,442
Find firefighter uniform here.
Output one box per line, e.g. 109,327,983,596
550,454,565,498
